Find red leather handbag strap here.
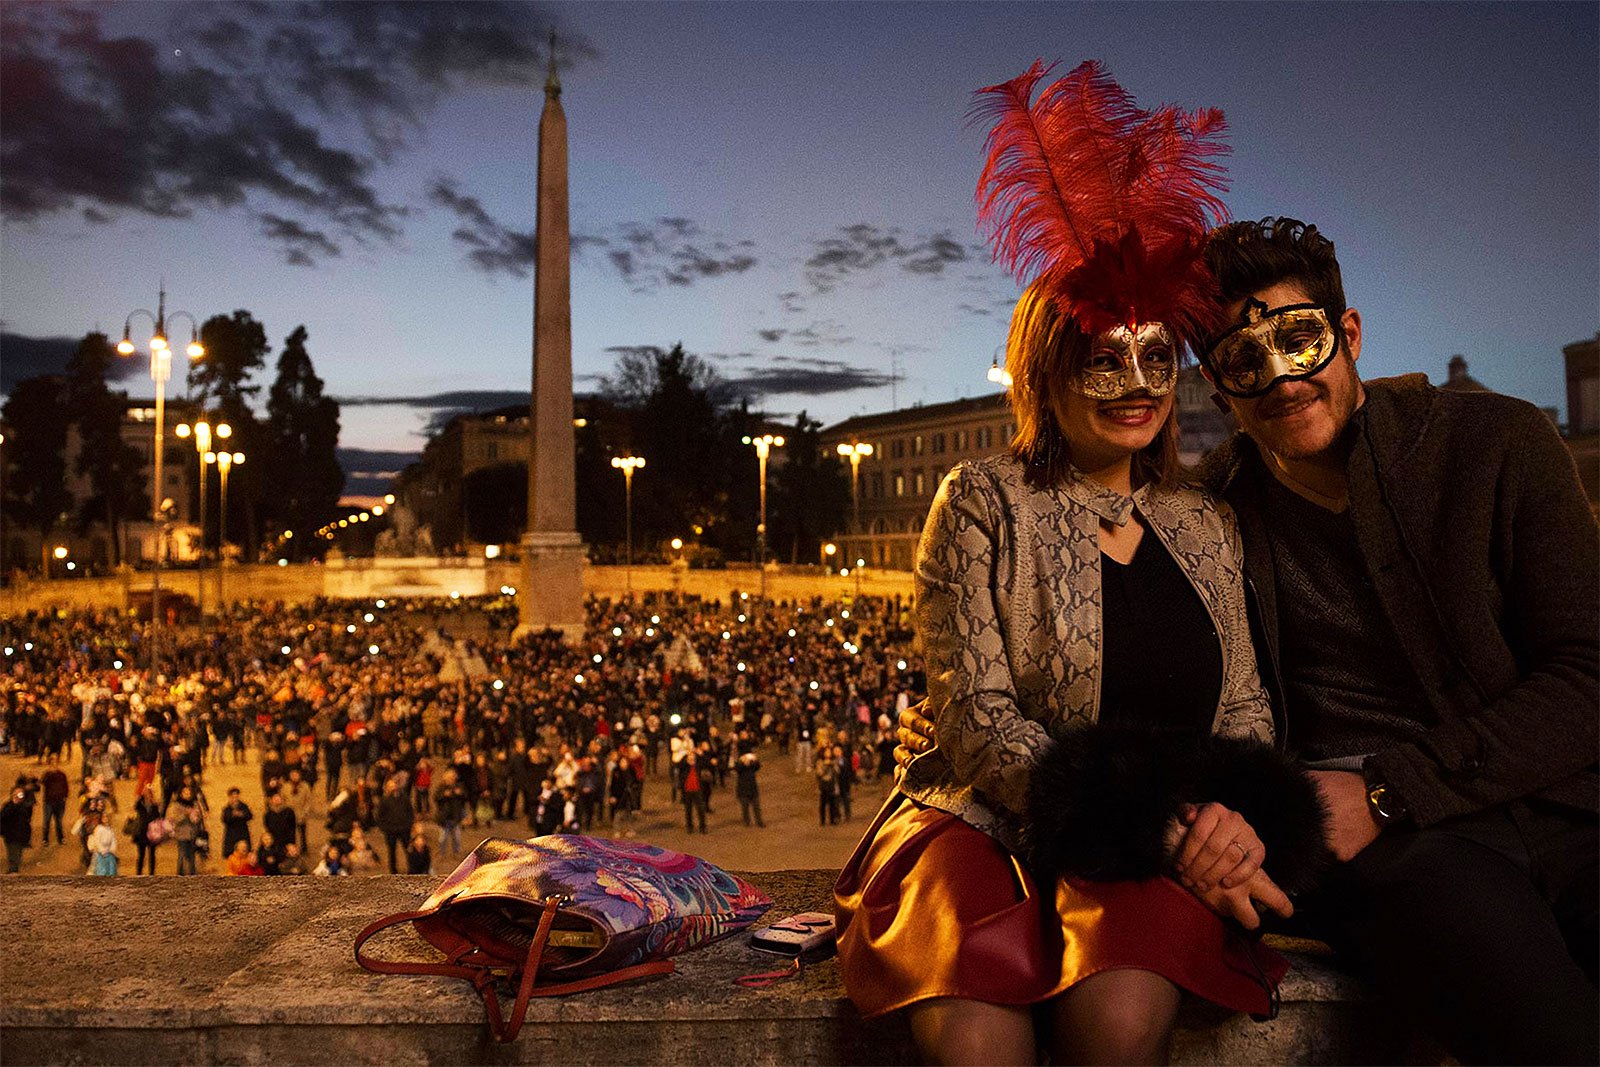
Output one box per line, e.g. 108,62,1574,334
355,908,485,983
357,901,675,1044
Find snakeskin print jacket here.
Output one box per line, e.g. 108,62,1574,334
900,453,1275,852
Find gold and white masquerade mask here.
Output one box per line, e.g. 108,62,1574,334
1203,299,1339,399
1075,322,1179,400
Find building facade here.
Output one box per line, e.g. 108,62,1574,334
3,398,204,574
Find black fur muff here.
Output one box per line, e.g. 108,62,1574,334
1024,725,1333,894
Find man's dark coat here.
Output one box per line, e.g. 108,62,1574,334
1196,374,1599,827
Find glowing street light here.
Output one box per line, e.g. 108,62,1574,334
205,449,245,609
835,442,873,537
610,455,646,595
742,433,784,598
118,286,204,662
175,418,229,617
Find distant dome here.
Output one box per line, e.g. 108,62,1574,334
1442,355,1489,392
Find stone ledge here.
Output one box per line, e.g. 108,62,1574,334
0,873,1429,1065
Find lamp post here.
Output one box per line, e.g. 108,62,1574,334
835,441,872,567
206,449,244,612
174,419,230,618
741,433,784,599
821,541,837,571
610,455,645,595
118,287,203,660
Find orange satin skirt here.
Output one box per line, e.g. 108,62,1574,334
833,793,1286,1019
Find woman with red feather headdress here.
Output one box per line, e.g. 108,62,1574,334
833,62,1331,1063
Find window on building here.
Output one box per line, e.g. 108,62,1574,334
913,470,925,496
912,435,924,456
954,430,968,451
1004,423,1015,442
932,432,946,454
891,439,906,459
870,472,884,499
893,472,905,497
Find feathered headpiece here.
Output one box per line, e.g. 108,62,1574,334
973,60,1230,342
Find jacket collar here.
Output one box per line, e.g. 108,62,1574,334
1052,465,1172,527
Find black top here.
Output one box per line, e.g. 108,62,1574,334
1099,532,1222,736
1260,472,1433,760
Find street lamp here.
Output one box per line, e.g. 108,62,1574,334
206,449,244,611
741,433,784,598
175,419,230,618
821,541,837,571
119,286,203,658
835,443,873,535
987,349,1014,388
610,455,645,595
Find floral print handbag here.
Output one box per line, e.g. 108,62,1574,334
355,835,772,1042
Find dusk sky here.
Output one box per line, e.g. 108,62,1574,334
2,1,1595,458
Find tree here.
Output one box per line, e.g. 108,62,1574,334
263,326,344,557
63,332,148,565
769,411,851,564
598,343,759,559
191,310,269,558
0,376,72,571
189,310,269,410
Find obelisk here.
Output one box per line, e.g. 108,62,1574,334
517,34,586,642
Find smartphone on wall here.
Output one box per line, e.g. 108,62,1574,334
749,912,837,957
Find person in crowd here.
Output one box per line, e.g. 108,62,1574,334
433,769,467,857
405,826,433,875
279,841,309,876
345,826,382,875
677,750,709,834
169,784,206,876
313,844,349,876
40,767,68,846
225,840,262,876
735,749,765,828
219,787,254,860
85,811,118,876
376,775,415,874
2,784,34,873
133,784,165,876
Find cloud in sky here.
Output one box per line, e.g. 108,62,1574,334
0,2,589,265
803,223,977,293
0,332,143,394
430,186,757,288
725,355,897,398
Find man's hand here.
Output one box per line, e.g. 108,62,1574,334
892,705,937,771
1187,867,1294,930
1308,769,1381,861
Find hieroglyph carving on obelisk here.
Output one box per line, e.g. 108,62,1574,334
517,32,586,642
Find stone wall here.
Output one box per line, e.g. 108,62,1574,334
1,562,913,618
0,872,1430,1066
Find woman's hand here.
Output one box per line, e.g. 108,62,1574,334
1172,802,1265,892
893,705,937,771
1188,867,1293,930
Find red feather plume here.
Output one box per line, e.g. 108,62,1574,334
972,60,1231,339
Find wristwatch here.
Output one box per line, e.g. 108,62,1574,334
1361,764,1409,826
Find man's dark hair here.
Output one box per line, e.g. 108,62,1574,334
1203,216,1347,328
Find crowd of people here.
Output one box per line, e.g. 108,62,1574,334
0,590,924,877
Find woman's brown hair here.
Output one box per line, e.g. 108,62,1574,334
1004,280,1180,490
